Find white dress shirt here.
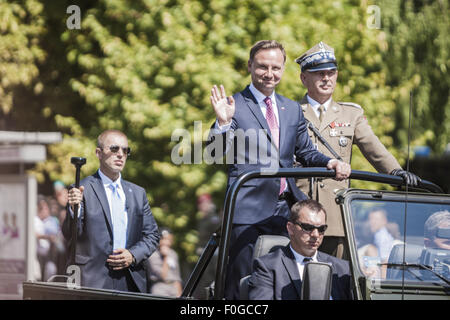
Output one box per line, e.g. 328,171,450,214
70,170,128,231
248,82,280,125
98,169,128,234
289,245,318,281
373,227,394,262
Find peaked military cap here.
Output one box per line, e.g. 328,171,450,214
295,41,338,72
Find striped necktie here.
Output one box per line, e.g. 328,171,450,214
264,96,286,195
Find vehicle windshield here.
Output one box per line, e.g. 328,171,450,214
350,197,450,285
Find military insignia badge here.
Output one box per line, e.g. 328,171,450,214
339,136,348,147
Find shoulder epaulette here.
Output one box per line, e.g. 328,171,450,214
338,101,362,109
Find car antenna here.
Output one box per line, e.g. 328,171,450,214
401,91,414,299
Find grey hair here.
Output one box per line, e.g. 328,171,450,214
424,210,450,239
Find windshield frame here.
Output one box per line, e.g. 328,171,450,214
340,189,450,299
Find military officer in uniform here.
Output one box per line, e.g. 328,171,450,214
294,42,421,259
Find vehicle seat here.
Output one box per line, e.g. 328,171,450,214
386,243,423,279
239,235,290,299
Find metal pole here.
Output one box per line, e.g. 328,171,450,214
69,157,86,265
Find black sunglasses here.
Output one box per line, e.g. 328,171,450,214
102,145,131,156
292,221,328,234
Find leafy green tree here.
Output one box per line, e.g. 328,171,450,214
0,0,46,129
378,0,449,155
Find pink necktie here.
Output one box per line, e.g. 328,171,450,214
264,96,286,195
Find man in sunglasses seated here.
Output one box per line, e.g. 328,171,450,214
64,129,160,293
248,199,353,300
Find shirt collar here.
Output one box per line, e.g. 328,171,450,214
289,244,318,263
249,82,276,105
98,169,122,189
306,95,332,110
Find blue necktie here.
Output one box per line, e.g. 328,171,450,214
110,183,127,250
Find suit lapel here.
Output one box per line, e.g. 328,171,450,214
91,171,113,232
300,95,321,129
242,86,272,134
90,172,137,248
281,246,302,298
242,86,280,151
319,99,341,132
121,180,134,243
276,93,289,153
317,251,330,264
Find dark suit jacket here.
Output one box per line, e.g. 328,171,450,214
248,245,353,300
62,171,160,292
207,86,331,225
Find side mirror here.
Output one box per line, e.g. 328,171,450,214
301,262,332,300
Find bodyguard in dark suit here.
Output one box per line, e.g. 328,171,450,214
207,40,351,299
63,129,160,292
248,200,353,300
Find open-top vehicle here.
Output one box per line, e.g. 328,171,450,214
23,168,450,300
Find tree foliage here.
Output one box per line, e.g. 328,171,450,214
1,0,448,272
379,0,449,154
0,0,45,125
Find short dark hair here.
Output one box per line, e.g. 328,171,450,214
290,199,327,222
249,40,286,64
97,129,127,148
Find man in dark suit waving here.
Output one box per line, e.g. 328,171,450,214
248,200,353,300
207,40,351,299
63,129,160,292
